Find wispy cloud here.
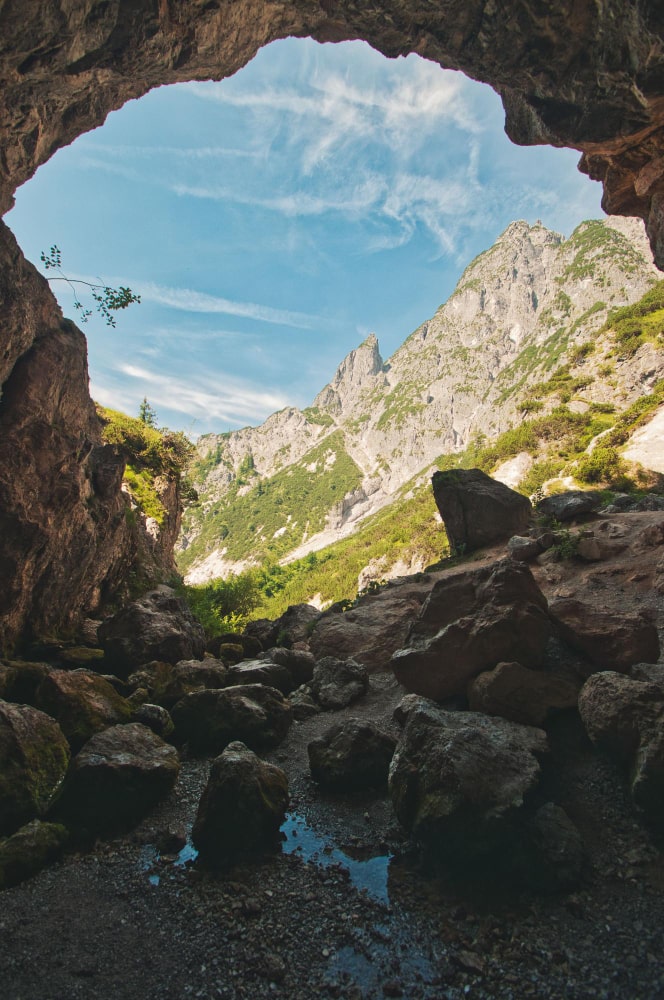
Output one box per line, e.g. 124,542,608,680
51,274,321,330
116,363,291,425
136,281,321,329
79,141,260,161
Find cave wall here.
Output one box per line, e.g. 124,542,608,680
1,0,663,647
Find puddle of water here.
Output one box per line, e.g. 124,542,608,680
140,839,199,886
280,812,392,905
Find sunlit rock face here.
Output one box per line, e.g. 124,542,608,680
0,0,663,646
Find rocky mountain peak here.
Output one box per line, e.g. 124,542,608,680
313,333,385,416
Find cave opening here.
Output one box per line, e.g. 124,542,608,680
6,37,603,439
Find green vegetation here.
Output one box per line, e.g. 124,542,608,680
602,280,664,357
98,406,193,524
183,480,447,625
179,431,362,571
302,406,335,428
184,574,263,633
376,381,426,431
41,245,141,327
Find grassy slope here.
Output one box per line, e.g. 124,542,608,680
179,430,362,572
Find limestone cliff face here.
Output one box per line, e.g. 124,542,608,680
2,1,664,638
0,227,180,652
183,217,662,579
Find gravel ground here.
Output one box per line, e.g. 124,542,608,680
2,513,664,999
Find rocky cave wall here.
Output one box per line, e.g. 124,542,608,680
1,0,664,648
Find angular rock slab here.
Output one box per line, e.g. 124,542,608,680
468,661,580,727
55,723,180,836
549,598,660,672
308,719,397,790
391,559,550,701
310,656,369,710
171,683,292,755
431,468,532,553
389,697,548,857
579,671,664,829
98,586,205,676
0,700,70,836
310,575,433,672
192,741,288,865
36,668,132,751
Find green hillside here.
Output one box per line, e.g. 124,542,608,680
179,430,362,572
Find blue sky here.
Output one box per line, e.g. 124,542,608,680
7,38,603,437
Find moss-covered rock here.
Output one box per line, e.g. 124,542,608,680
0,700,70,836
0,819,68,889
36,669,132,751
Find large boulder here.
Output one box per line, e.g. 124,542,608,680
149,658,229,708
310,575,434,671
310,656,369,710
0,701,70,836
54,723,180,836
170,684,293,755
579,671,664,829
35,669,132,751
549,598,660,672
389,697,548,859
431,468,532,553
98,586,206,676
0,819,68,889
391,559,550,701
192,741,288,865
308,719,397,790
468,661,580,727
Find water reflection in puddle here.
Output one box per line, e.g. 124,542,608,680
141,840,199,886
280,812,392,905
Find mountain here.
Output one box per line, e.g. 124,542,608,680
178,217,663,584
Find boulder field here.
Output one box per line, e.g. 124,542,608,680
0,497,664,997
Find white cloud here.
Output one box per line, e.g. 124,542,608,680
136,281,321,329
116,363,291,425
52,274,321,330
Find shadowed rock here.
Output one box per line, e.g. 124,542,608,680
391,559,550,701
98,586,205,677
54,723,180,837
310,657,369,710
579,671,664,829
0,820,68,890
35,669,132,751
432,468,532,553
549,598,660,672
389,696,548,858
171,684,292,755
468,661,580,727
192,741,288,865
308,719,397,790
0,700,70,836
